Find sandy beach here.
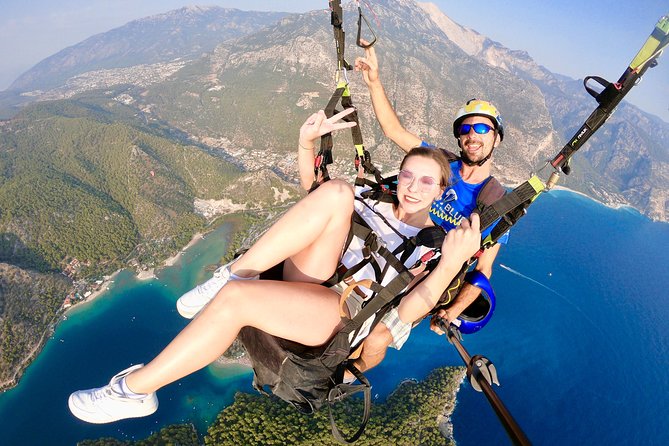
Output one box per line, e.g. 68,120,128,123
136,268,156,280
64,269,122,315
69,231,205,309
163,231,204,267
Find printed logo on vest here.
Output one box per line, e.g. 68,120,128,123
442,188,458,203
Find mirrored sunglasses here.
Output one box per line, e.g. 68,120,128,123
458,123,495,136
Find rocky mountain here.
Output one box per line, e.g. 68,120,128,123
419,1,669,218
8,6,288,93
1,0,667,221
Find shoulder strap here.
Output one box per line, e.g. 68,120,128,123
476,176,505,207
356,175,397,204
478,175,544,247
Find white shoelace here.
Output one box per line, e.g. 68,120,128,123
197,274,227,293
90,386,124,403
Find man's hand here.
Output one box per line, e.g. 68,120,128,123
441,213,481,267
354,39,379,86
430,309,450,335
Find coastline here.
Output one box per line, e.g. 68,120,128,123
2,230,212,393
65,269,122,314
70,230,207,309
0,319,55,391
163,231,205,268
540,184,643,212
0,268,124,392
550,185,590,198
1,212,255,397
438,368,467,442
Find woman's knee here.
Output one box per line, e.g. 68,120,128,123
207,281,250,318
315,179,354,209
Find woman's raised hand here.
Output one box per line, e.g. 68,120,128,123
298,108,357,150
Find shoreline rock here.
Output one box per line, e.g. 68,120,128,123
437,368,467,442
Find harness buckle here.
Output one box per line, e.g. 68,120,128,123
363,231,384,255
334,67,350,85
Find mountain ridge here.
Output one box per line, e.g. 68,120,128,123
2,1,667,222
7,7,290,93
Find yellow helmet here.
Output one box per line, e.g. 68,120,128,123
453,99,504,141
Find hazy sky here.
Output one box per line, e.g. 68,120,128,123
1,0,668,122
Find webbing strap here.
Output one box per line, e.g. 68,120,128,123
324,213,429,345
327,202,438,288
311,1,383,192
311,82,383,192
311,84,346,189
550,14,669,171
328,363,372,444
335,270,413,342
324,212,386,286
357,175,397,204
329,0,351,71
478,175,544,247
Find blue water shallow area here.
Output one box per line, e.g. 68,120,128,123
1,192,668,445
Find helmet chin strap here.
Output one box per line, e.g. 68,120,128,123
460,148,494,167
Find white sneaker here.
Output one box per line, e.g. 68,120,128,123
68,364,158,424
176,259,258,319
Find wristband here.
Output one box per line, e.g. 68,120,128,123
299,141,315,151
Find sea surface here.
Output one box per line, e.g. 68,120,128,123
1,191,668,445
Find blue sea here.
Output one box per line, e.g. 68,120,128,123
1,191,668,445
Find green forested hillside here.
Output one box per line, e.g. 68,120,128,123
204,367,463,445
0,98,242,275
77,423,199,446
0,263,71,387
78,367,464,446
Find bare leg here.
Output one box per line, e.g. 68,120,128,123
126,279,344,394
232,179,354,281
347,322,393,380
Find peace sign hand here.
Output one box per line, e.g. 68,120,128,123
298,108,357,149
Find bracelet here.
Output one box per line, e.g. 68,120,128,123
298,141,316,151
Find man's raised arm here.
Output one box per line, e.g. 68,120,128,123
355,42,422,152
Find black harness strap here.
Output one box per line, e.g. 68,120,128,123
329,0,350,72
312,82,383,192
330,270,414,358
549,14,669,173
325,193,444,287
312,85,346,188
357,175,397,204
311,1,382,192
318,213,437,444
328,363,372,444
478,175,545,248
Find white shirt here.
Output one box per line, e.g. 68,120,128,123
340,187,433,346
